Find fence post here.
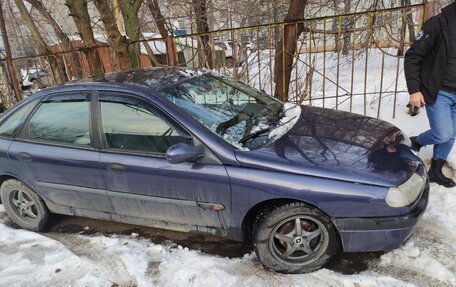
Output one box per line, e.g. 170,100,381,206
0,1,22,102
166,36,177,66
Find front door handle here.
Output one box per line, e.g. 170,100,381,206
108,163,127,173
17,153,32,162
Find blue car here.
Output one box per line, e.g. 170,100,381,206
0,68,428,273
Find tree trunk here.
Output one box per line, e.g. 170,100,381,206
25,0,82,79
14,0,65,85
93,0,132,70
144,0,168,66
332,0,340,53
274,0,307,102
119,0,143,68
65,0,104,75
146,0,170,38
397,0,411,56
272,1,281,51
140,33,160,67
403,0,415,42
0,63,16,111
342,0,351,55
192,0,212,68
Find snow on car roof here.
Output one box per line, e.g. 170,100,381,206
75,67,209,91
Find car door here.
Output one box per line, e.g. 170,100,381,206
96,92,232,230
8,92,113,213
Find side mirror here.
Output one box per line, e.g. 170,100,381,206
166,143,204,164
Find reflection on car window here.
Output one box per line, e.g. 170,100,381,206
28,94,90,145
99,95,190,154
161,74,284,149
0,99,38,137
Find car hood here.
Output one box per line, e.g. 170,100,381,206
235,106,421,187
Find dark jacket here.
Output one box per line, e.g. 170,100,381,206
404,3,456,104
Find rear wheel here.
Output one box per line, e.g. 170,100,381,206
0,179,49,231
253,202,339,273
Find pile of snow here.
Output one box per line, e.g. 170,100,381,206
269,103,301,141
0,203,437,287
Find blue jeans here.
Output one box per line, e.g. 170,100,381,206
417,90,456,160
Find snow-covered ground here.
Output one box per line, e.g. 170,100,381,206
1,51,456,286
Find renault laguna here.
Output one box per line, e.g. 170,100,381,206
0,68,428,273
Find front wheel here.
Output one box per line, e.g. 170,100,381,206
0,179,49,231
253,202,339,273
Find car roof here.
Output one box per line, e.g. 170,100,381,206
72,67,208,92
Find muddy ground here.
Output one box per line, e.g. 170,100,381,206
40,215,383,275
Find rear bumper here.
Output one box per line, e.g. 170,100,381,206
333,180,429,252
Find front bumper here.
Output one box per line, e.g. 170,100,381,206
333,180,429,252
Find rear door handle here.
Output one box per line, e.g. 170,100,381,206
17,153,32,162
108,163,127,173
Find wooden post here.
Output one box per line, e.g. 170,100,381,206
0,0,22,101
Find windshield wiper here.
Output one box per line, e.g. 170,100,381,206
238,111,283,144
238,126,272,145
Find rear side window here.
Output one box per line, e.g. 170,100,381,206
27,93,91,146
0,99,38,137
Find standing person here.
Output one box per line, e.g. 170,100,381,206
404,2,456,188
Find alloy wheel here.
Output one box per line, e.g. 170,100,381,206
10,189,39,221
269,215,329,264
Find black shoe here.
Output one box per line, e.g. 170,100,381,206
410,136,423,152
428,159,456,188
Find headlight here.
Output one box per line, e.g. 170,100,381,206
386,173,425,207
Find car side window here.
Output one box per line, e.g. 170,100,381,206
27,93,91,146
0,99,39,138
99,93,191,154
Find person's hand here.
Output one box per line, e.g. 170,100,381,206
409,92,425,109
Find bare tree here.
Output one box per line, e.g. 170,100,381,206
146,0,172,38
192,0,213,68
119,0,143,68
25,0,82,79
14,0,65,84
0,63,16,110
342,0,352,55
274,0,307,101
397,0,415,56
65,0,104,75
93,0,132,70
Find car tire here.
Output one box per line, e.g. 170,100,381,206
0,179,49,231
253,202,339,273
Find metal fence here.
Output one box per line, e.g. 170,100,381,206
1,2,431,118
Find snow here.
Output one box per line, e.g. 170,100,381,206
178,69,203,78
3,207,453,287
1,50,456,287
269,103,302,141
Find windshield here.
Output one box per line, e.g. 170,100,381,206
160,73,301,149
